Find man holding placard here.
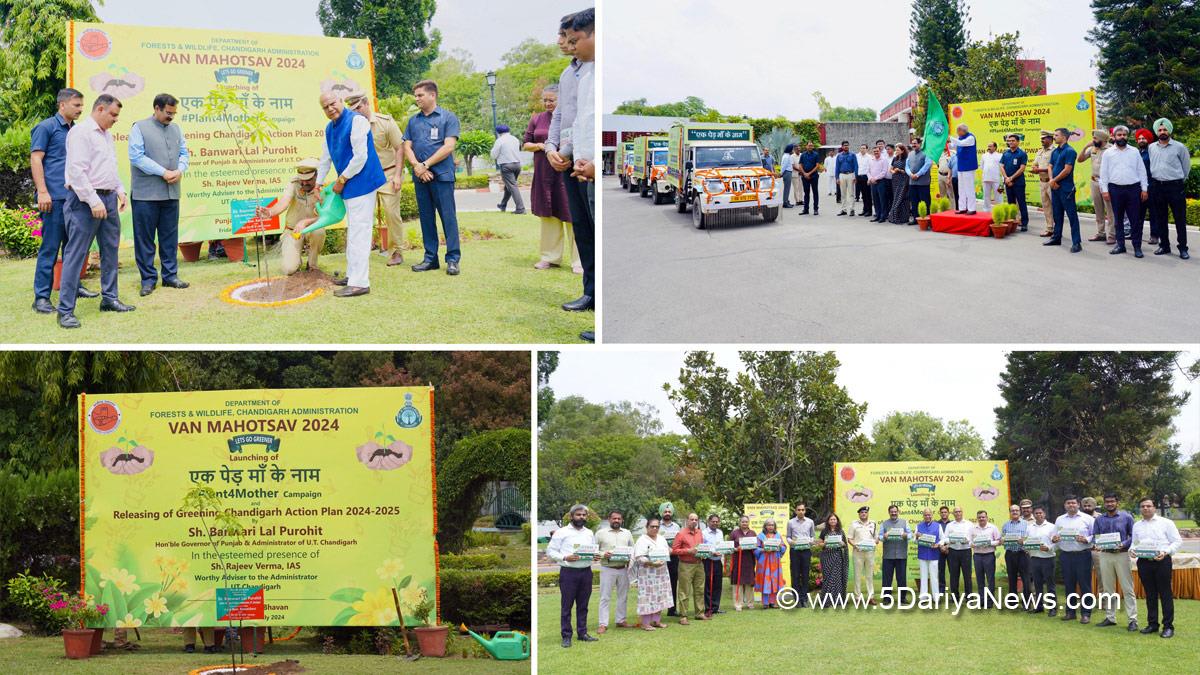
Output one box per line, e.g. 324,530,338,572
970,510,1001,608
702,514,727,617
1052,496,1094,623
671,513,708,624
1025,505,1058,616
916,508,946,600
787,503,815,608
1000,504,1031,607
546,504,599,648
595,509,633,634
1092,493,1137,631
849,506,877,602
937,505,952,595
876,504,911,598
942,506,973,601
1131,497,1182,638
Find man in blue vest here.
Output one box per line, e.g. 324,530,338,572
129,93,190,297
316,91,387,296
949,123,977,214
404,80,463,276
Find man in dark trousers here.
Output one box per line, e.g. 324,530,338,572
129,93,190,296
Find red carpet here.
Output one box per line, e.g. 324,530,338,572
930,211,994,237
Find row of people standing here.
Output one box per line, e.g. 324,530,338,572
779,140,934,225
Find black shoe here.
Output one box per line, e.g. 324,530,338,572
1161,628,1173,638
1182,250,1191,260
99,299,135,312
1097,618,1116,627
333,286,369,297
446,261,460,276
1048,609,1057,617
184,644,195,654
1134,249,1144,258
208,244,227,259
140,284,155,297
1020,225,1028,231
1147,237,1159,246
849,211,855,216
1070,243,1082,253
162,277,189,289
954,210,966,214
1140,625,1158,634
1080,615,1091,624
800,209,809,215
411,261,440,272
578,634,598,642
1154,246,1170,255
813,210,818,215
496,203,506,212
1128,621,1138,632
966,210,976,215
1043,239,1062,246
33,298,54,314
666,610,677,617
1109,246,1126,255
783,203,793,208
837,211,846,216
58,312,80,329
332,276,348,286
1062,613,1075,621
562,637,571,648
580,331,594,342
513,210,526,215
76,284,99,299
562,295,594,312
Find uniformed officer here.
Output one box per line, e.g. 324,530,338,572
1031,130,1056,236
256,159,323,275
346,91,407,266
1079,129,1112,244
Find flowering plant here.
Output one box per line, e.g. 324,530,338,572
0,207,43,258
46,588,109,629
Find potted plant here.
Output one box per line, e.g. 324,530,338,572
49,591,107,659
410,593,447,657
917,201,932,230
1003,204,1020,234
990,208,1008,238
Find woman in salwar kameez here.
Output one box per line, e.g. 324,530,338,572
633,516,673,630
728,515,757,610
754,519,788,608
816,513,849,604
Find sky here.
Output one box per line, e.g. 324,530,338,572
549,348,1200,459
98,0,577,72
602,0,1101,118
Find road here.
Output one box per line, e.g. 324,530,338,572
601,177,1200,343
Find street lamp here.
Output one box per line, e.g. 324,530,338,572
485,70,498,135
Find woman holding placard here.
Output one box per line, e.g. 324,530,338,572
729,515,758,610
633,516,674,631
754,519,788,608
816,513,848,602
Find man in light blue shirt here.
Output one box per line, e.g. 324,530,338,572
835,142,858,216
128,93,190,296
403,80,462,275
779,145,795,208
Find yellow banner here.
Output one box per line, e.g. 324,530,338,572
833,461,1011,532
948,91,1097,205
742,502,790,591
67,22,374,242
79,386,436,627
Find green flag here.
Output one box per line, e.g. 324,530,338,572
923,88,949,161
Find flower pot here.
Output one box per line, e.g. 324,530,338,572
221,237,245,262
90,627,104,655
1006,220,1018,235
51,258,88,291
377,226,389,251
917,217,931,231
990,224,1008,239
62,628,94,659
413,625,449,657
178,242,203,262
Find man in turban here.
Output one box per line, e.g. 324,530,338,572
658,502,682,616
1146,118,1190,259
256,159,323,275
1135,128,1156,244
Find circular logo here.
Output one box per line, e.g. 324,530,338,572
88,400,121,434
930,121,946,136
839,466,855,482
951,106,963,119
78,29,112,61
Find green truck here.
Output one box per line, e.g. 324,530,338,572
664,122,781,228
617,140,635,190
630,135,670,202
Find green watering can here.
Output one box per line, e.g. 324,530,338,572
293,183,345,239
464,627,529,660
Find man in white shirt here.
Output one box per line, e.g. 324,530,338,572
790,145,804,208
941,506,974,600
980,142,1003,211
1052,495,1094,623
1099,125,1149,256
855,144,872,217
1026,505,1058,615
1132,497,1182,637
779,144,795,208
702,514,727,616
824,150,837,196
546,504,599,647
490,124,525,214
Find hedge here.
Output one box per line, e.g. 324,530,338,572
440,553,509,570
0,468,79,614
440,569,530,630
436,428,531,554
537,569,600,588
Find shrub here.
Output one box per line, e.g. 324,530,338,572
538,569,600,587
455,174,491,190
1186,162,1199,199
1185,490,1200,522
4,571,69,635
521,522,531,545
440,553,505,570
991,208,1005,225
320,225,346,255
0,468,78,615
440,569,530,630
0,206,42,258
1187,199,1200,230
918,201,928,218
463,530,509,549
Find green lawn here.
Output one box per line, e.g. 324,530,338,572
538,571,1199,673
0,626,529,674
0,213,591,344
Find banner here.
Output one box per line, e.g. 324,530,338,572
66,22,374,242
832,461,1011,534
742,503,790,592
949,91,1097,206
80,386,436,628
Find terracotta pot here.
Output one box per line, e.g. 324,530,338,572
917,217,931,231
1007,220,1018,235
179,242,203,262
62,628,94,659
377,226,389,251
90,627,104,655
51,258,88,291
221,237,245,262
413,625,448,657
990,224,1008,239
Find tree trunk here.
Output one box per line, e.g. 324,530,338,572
464,157,473,176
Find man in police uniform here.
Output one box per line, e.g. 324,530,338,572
1079,129,1112,244
346,91,406,266
255,159,323,275
1031,130,1056,236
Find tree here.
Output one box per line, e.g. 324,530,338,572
436,428,530,553
914,33,1034,136
909,0,969,81
870,411,985,462
0,0,101,130
812,91,877,122
456,129,494,175
1147,435,1186,504
537,351,559,425
992,352,1188,519
317,0,441,98
612,96,710,118
539,396,662,442
501,38,563,67
1088,0,1200,131
666,351,869,516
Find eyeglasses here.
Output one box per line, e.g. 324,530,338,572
648,524,660,528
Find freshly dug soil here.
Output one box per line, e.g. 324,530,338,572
239,270,333,303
